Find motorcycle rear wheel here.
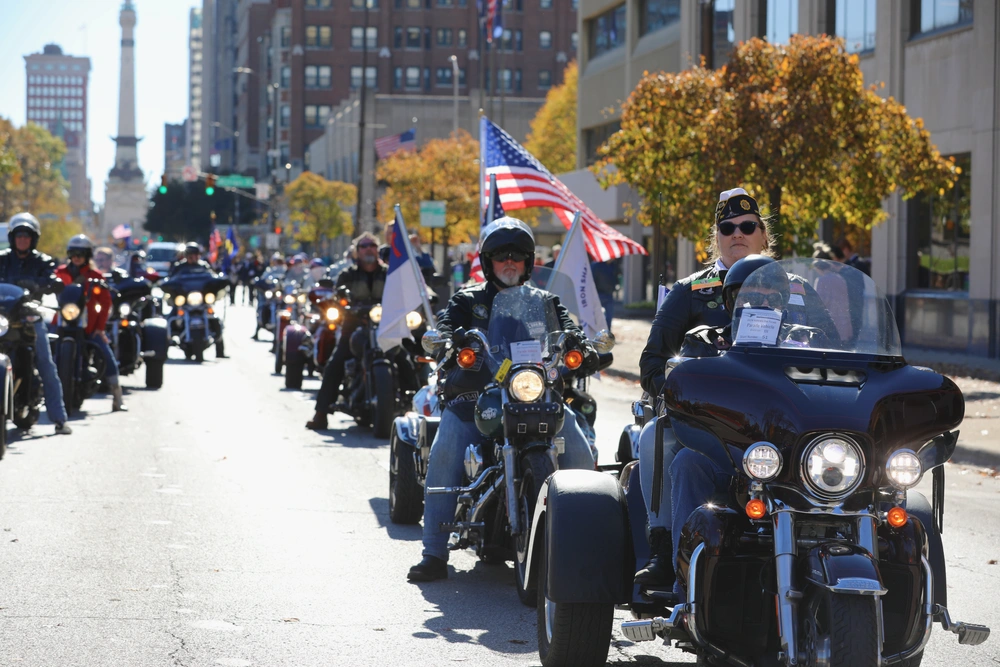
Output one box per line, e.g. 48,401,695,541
803,586,879,667
388,429,423,524
516,450,555,607
57,339,77,417
371,364,395,439
285,360,304,390
145,360,164,389
274,342,283,374
13,405,39,431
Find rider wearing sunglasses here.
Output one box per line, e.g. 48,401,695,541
632,188,773,592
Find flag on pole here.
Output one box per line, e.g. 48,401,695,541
485,0,502,42
208,227,223,264
374,128,417,160
225,226,239,261
469,173,506,283
480,116,647,261
377,207,436,351
550,212,609,338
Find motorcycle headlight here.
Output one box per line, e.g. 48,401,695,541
61,303,81,321
174,294,186,307
264,290,274,299
369,305,382,323
205,292,216,305
118,303,131,318
187,292,204,307
406,310,423,330
325,307,340,322
283,294,295,304
509,369,545,402
0,315,9,337
802,435,864,499
297,294,307,304
886,449,922,489
743,443,782,481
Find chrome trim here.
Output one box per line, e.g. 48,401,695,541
743,441,783,481
521,476,551,589
503,442,520,535
800,433,866,501
774,511,800,664
805,576,887,596
857,516,878,556
426,464,501,495
685,543,707,647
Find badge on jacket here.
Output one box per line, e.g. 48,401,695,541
473,304,489,319
691,277,722,292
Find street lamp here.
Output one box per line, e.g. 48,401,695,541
450,55,459,136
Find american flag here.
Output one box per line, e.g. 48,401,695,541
374,128,416,160
480,116,647,262
468,176,507,282
208,227,223,264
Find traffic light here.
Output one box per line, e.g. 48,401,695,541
158,174,168,195
205,174,216,196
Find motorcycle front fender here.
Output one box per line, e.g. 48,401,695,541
283,323,309,363
801,543,887,595
141,318,169,361
393,413,422,449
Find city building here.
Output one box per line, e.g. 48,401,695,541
23,44,92,217
235,0,276,178
569,0,998,357
186,7,204,170
164,123,187,181
201,0,239,172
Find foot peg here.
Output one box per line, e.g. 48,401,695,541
620,604,689,642
936,605,991,646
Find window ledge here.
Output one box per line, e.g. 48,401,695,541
634,19,680,59
582,45,626,77
907,21,973,46
904,289,970,300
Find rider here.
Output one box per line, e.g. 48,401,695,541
0,213,72,434
633,188,772,589
169,242,214,276
305,232,386,430
55,235,127,412
407,217,601,582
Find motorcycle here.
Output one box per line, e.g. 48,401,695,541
162,270,228,362
52,278,107,415
530,258,990,667
281,279,342,390
107,275,169,389
0,283,41,447
253,275,282,341
273,280,306,376
409,285,614,606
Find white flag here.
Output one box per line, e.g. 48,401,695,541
377,213,428,351
550,213,609,338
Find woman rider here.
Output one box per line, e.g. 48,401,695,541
55,235,127,412
633,187,773,589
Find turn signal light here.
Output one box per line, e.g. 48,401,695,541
93,286,102,295
207,308,214,315
457,347,477,369
176,309,185,316
564,350,583,370
339,298,349,307
416,355,435,364
887,506,908,528
120,319,129,327
327,323,336,330
746,498,767,520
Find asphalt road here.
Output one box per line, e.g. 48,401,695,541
0,303,996,666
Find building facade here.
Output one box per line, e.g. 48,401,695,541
187,7,204,170
164,123,187,181
23,44,92,217
570,0,998,357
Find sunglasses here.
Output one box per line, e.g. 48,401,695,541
493,250,529,263
357,243,377,249
717,220,760,236
743,291,784,308
68,249,89,258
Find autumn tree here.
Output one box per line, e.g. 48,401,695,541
525,61,578,175
0,117,71,221
597,35,957,256
376,130,480,245
36,216,84,258
285,172,356,249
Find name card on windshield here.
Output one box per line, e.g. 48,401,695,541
734,308,783,346
510,340,544,364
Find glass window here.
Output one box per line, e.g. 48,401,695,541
306,25,318,46
588,4,626,57
539,30,552,48
711,0,735,68
305,65,318,87
458,29,468,46
352,0,379,7
515,68,522,92
640,0,680,36
516,29,523,50
571,31,577,50
280,104,290,127
406,27,421,47
406,0,421,6
394,66,403,88
424,67,432,90
281,26,291,47
436,67,453,85
306,0,332,7
319,26,332,47
425,27,432,49
319,65,332,87
281,65,291,88
459,67,467,85
835,0,876,53
405,66,420,87
350,66,378,88
437,0,455,6
541,0,552,7
437,28,453,46
910,154,971,290
499,68,512,91
765,0,798,44
502,29,513,50
584,120,620,165
539,69,552,89
394,26,403,48
912,0,973,35
305,105,318,126
351,26,378,48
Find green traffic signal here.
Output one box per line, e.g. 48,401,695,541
205,186,215,196
158,185,167,194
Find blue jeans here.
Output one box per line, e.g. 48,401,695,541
638,417,683,530
33,319,67,424
599,293,615,331
421,404,595,562
88,333,119,383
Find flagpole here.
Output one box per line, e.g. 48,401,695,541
487,173,499,224
395,204,438,330
479,109,486,220
550,211,581,275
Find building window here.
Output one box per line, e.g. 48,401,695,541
765,0,797,44
436,28,453,46
425,27,432,49
305,105,317,126
516,29,523,50
584,120,620,165
437,0,454,6
281,65,291,88
406,26,421,48
280,104,290,127
436,67,453,86
499,68,512,91
394,66,403,88
405,0,421,7
640,0,680,35
539,69,552,89
835,0,876,53
318,65,332,87
501,29,513,50
709,0,736,68
351,26,378,49
515,68,522,92
912,0,973,36
571,31,578,49
305,0,332,8
306,25,332,48
305,65,332,88
350,66,378,89
458,29,468,46
394,26,403,47
588,4,626,57
405,66,420,87
281,26,291,47
352,0,379,6
459,67,467,85
910,154,971,290
539,30,552,48
424,67,432,91
541,0,552,7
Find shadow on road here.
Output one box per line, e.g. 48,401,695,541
368,497,421,541
964,390,1000,402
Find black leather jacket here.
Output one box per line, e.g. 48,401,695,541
169,259,215,276
0,248,62,297
336,263,387,306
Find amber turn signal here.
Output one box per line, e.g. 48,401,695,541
887,506,908,528
564,350,583,370
457,347,477,369
120,319,129,327
746,498,767,520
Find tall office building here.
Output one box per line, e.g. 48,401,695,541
187,7,204,170
164,123,187,181
23,44,92,216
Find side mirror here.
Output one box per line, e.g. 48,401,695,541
592,329,616,354
422,329,446,355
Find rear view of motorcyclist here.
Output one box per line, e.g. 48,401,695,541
55,235,127,412
0,213,72,434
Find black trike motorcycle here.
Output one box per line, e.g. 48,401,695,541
162,270,228,362
107,276,169,389
529,259,990,667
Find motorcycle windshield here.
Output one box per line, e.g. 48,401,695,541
731,259,901,356
0,283,26,311
485,285,560,374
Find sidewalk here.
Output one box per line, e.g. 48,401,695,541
605,317,1000,470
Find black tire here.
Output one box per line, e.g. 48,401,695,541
285,361,304,390
389,429,424,524
516,451,555,606
216,339,225,358
145,360,164,389
194,347,204,363
803,586,879,667
274,341,283,374
0,393,8,460
536,524,614,667
371,364,395,439
13,405,39,431
57,339,76,417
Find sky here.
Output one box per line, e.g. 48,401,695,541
0,0,198,207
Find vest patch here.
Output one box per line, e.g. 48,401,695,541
473,304,489,319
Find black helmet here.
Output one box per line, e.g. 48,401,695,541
722,254,784,313
67,234,94,259
184,242,201,255
8,212,41,250
479,216,535,286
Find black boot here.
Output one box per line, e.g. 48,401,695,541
407,555,448,582
634,527,674,589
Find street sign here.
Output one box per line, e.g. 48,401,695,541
265,233,280,250
256,183,271,201
182,165,198,182
216,175,255,188
420,200,446,228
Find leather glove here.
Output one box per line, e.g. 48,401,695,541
578,340,601,375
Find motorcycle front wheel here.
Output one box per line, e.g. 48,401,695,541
802,586,880,667
515,450,555,606
388,428,424,524
57,339,77,417
371,363,395,439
